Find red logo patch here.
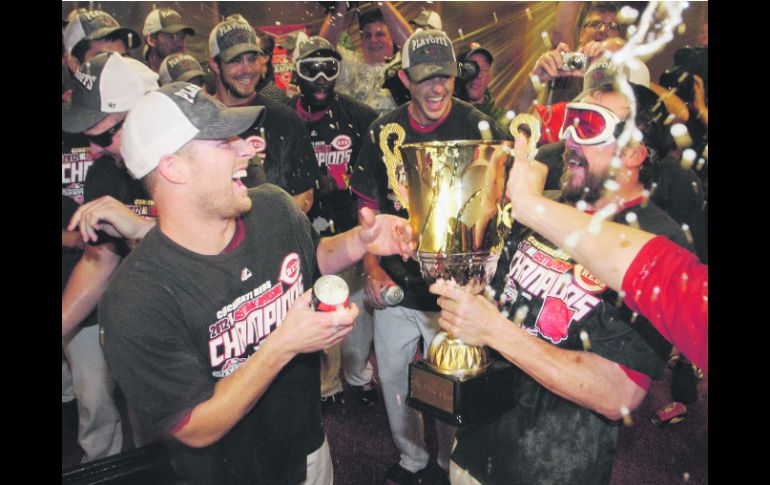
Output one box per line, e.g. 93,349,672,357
279,253,301,285
536,296,576,344
331,134,352,150
573,264,606,293
245,135,266,153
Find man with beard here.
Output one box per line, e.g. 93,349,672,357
349,29,510,485
142,7,195,73
287,36,381,409
95,81,415,485
430,80,690,485
208,17,321,213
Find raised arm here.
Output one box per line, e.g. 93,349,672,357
380,1,413,46
319,1,349,46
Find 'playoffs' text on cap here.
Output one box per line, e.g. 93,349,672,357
402,29,457,83
143,8,196,36
63,9,141,56
159,53,206,85
209,19,263,63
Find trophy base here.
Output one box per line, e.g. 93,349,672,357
406,358,519,426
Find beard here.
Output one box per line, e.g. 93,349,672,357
559,147,609,205
219,69,258,100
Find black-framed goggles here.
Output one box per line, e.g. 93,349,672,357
296,57,340,82
85,119,124,148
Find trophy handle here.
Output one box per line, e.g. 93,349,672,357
380,123,410,210
509,113,542,162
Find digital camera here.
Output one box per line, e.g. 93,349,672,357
560,52,588,72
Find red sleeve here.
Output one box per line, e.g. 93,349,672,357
622,236,708,374
352,187,379,211
618,364,651,391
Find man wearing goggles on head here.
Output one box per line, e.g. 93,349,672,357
287,36,381,413
432,74,692,485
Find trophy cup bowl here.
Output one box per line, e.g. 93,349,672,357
397,139,514,376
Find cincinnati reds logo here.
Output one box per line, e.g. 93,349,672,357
244,135,266,153
331,134,352,150
536,296,575,344
573,264,606,293
279,253,301,285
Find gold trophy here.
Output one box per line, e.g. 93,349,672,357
382,115,541,425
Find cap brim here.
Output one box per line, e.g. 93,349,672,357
221,44,264,63
196,105,267,140
406,62,458,83
466,48,493,64
160,24,196,36
176,70,207,83
89,26,142,49
62,102,109,134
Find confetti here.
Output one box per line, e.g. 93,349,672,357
526,8,532,20
603,179,620,193
275,21,282,25
680,149,696,169
683,472,690,482
615,290,626,307
651,286,660,302
618,6,640,23
564,231,582,250
530,75,544,93
370,130,375,143
680,272,689,291
625,212,640,229
541,31,552,49
630,312,639,323
702,145,708,160
329,220,335,233
505,110,516,121
696,158,706,171
483,285,496,301
458,28,464,39
513,306,529,326
493,12,498,23
677,23,687,35
576,200,589,212
681,223,694,246
580,330,591,351
620,406,633,426
671,123,692,148
640,189,651,208
478,120,492,141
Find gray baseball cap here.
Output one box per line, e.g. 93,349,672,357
159,53,207,85
62,52,159,134
208,19,263,63
294,36,341,61
63,9,141,56
121,82,266,179
401,29,457,83
143,8,196,36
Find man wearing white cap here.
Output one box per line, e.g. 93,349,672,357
208,18,321,214
95,81,415,485
142,7,196,73
61,51,159,462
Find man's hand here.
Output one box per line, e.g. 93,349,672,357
429,279,502,347
68,196,155,243
506,135,549,212
272,289,358,354
357,207,415,261
363,262,396,309
62,229,85,250
531,43,583,82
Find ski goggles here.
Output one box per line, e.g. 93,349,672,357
559,102,626,146
295,57,340,82
85,119,124,148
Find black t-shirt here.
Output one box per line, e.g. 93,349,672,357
349,99,511,311
289,92,378,236
451,200,687,485
62,131,97,288
100,185,323,485
239,94,323,195
83,156,153,254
